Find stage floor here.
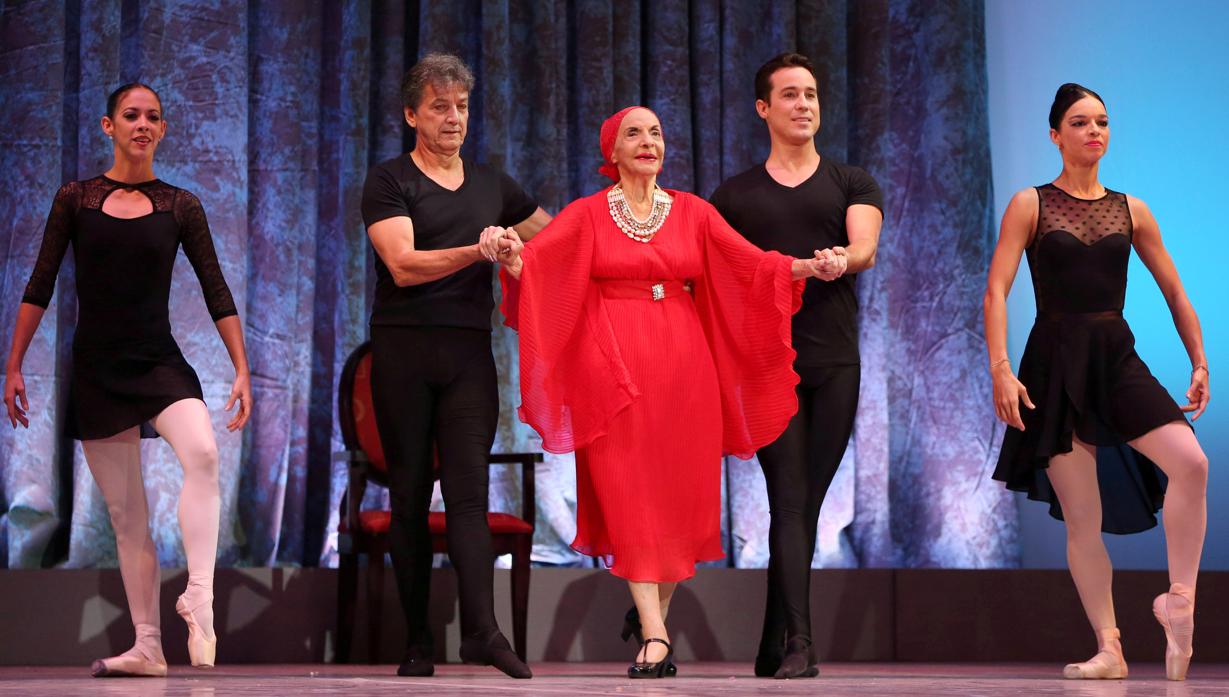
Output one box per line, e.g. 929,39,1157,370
2,663,1228,696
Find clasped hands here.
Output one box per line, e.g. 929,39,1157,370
802,246,848,281
478,226,524,267
479,227,847,281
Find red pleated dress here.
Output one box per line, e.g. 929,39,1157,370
502,189,803,582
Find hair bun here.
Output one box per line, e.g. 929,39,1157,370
1048,83,1105,130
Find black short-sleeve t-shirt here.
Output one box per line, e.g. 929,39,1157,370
710,158,882,367
361,155,538,330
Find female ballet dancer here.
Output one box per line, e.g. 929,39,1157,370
985,83,1209,681
4,83,250,676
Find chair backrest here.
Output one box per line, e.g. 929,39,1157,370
338,341,388,479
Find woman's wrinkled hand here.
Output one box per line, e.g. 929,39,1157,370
496,228,525,268
814,247,848,281
478,226,507,262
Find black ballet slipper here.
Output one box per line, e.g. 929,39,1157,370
773,636,819,679
396,645,435,677
754,651,783,678
754,627,786,677
459,630,532,679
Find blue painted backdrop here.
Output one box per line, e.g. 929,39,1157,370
0,0,1014,571
986,0,1228,570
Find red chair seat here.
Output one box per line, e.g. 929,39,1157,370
345,510,532,536
462,512,534,535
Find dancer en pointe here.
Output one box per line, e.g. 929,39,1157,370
3,83,251,676
985,83,1209,681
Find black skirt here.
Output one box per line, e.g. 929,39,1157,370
68,336,204,440
993,313,1188,534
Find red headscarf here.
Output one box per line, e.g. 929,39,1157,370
598,105,659,182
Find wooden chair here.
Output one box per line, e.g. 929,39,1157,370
334,340,540,663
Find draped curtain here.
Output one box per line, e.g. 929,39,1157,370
0,0,1015,570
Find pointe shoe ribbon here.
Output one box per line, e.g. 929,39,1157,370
1062,627,1127,680
176,592,217,668
1153,582,1195,681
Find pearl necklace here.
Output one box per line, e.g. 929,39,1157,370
607,184,672,243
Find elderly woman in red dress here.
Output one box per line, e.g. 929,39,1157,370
491,106,827,678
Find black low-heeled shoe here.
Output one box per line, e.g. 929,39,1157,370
620,606,677,677
774,636,819,679
459,630,532,679
396,645,435,677
628,637,674,679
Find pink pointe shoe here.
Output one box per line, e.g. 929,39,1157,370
1152,582,1195,681
90,649,168,678
1062,627,1127,679
176,591,217,668
91,625,167,677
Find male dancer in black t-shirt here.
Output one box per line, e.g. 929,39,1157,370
710,52,883,679
359,53,550,679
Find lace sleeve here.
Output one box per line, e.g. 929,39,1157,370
21,182,81,308
174,189,238,321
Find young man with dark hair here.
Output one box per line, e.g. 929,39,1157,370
710,51,884,680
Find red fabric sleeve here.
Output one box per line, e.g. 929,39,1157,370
688,195,804,458
500,196,639,453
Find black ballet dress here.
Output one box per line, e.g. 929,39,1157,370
21,176,237,440
992,184,1188,534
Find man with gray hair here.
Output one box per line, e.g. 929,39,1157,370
361,52,550,679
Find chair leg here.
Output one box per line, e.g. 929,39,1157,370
511,535,532,662
367,550,386,665
337,551,358,664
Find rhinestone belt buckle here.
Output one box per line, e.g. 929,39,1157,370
651,283,665,301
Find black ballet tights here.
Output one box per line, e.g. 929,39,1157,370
757,365,860,658
370,326,502,652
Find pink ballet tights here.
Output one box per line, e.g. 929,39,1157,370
82,398,220,673
1048,423,1207,680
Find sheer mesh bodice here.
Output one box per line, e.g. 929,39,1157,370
1027,184,1133,315
995,182,1185,535
22,176,237,345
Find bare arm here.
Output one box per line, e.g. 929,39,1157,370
509,207,552,241
1129,195,1209,419
4,303,47,428
984,188,1039,430
214,315,252,431
492,208,553,275
367,216,486,286
841,203,884,273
